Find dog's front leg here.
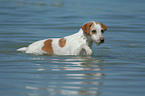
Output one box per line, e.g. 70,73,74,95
79,45,92,55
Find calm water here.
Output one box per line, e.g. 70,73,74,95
0,0,145,96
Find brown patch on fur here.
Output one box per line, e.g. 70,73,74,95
59,38,66,48
42,39,53,54
81,22,93,36
100,23,107,31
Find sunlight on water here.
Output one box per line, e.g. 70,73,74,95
24,56,104,96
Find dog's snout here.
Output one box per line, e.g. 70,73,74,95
100,37,104,43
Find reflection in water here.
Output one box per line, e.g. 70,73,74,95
27,56,104,96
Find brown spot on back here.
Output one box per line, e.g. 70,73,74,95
59,38,66,48
42,39,53,54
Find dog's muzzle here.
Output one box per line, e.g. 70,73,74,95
100,37,105,43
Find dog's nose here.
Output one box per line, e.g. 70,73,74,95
100,37,104,43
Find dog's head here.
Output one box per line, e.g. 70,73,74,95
81,21,107,44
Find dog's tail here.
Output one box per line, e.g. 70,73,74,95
17,47,27,52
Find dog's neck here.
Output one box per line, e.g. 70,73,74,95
65,29,93,48
75,29,93,48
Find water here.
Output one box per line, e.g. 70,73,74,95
0,0,145,96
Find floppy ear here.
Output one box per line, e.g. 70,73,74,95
100,23,107,31
81,22,93,36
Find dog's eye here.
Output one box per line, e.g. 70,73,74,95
101,30,104,33
92,30,96,33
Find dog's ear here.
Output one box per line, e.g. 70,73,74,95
81,22,93,36
100,23,107,31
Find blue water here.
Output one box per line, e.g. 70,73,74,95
0,0,145,96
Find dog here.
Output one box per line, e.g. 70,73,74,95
17,21,107,55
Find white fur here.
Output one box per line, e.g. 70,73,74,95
90,21,104,43
17,21,104,55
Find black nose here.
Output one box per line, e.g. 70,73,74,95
100,37,104,43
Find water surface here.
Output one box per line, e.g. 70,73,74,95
0,0,145,96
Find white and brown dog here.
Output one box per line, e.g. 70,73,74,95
17,21,107,55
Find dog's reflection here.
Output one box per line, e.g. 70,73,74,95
53,56,104,95
28,56,104,96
